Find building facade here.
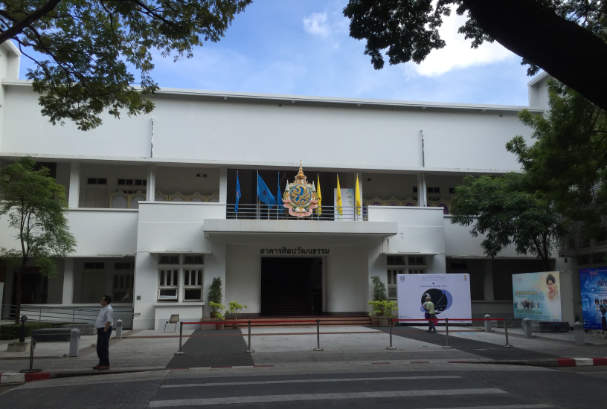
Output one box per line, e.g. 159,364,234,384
0,42,581,330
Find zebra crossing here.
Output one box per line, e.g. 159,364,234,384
148,373,556,409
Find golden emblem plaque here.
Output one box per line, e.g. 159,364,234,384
283,164,319,217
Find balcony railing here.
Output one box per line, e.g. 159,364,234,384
226,204,368,221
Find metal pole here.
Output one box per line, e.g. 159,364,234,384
29,340,35,371
386,318,396,350
175,322,184,355
313,319,323,351
504,319,512,348
246,320,253,353
445,318,449,347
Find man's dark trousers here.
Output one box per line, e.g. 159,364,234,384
97,327,112,366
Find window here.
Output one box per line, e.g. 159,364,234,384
158,269,179,300
118,178,147,187
184,269,203,301
386,255,427,299
157,254,204,302
87,178,107,185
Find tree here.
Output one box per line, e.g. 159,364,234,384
0,158,75,324
0,0,251,130
451,173,561,270
343,0,607,110
507,81,607,239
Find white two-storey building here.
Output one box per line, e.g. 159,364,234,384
0,41,579,329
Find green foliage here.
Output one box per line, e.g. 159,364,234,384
207,277,222,305
227,301,247,319
208,301,225,320
507,81,607,239
0,321,65,341
450,173,561,268
368,300,397,317
1,0,251,130
371,276,387,301
0,158,76,322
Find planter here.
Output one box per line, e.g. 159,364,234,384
215,322,225,330
370,316,380,327
378,317,390,327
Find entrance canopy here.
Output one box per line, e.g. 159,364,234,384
203,219,398,238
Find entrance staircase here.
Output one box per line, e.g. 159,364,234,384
232,315,371,328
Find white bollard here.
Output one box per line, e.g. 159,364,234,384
69,328,80,357
484,314,492,332
115,319,123,338
522,318,533,338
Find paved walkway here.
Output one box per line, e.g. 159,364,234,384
1,324,605,375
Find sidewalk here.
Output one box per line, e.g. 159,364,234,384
1,324,606,384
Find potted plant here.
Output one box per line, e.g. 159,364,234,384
227,301,247,329
207,277,222,318
209,301,225,330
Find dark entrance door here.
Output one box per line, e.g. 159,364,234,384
261,257,322,316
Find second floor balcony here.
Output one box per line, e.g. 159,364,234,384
226,204,368,221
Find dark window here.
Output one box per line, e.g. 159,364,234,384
83,262,104,270
184,255,204,265
159,255,179,265
387,256,406,265
114,262,132,270
408,256,425,265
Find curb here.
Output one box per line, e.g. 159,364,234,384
0,367,165,385
448,357,607,368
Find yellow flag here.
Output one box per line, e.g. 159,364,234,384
336,174,343,215
316,174,322,216
355,173,361,215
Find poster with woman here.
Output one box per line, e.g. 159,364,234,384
579,267,607,330
512,271,562,321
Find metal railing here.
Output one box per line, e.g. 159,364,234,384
226,204,368,221
174,317,513,355
1,304,134,328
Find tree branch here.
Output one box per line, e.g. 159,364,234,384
0,0,62,44
463,0,607,110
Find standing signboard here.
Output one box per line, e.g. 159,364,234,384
579,267,607,330
397,273,472,322
512,271,562,321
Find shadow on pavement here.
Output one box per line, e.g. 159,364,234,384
166,328,253,369
390,326,559,361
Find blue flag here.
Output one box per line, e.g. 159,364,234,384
235,172,241,213
276,172,283,211
257,173,276,207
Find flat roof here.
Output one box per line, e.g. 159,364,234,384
1,80,541,114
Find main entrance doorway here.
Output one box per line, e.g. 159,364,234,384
261,257,322,316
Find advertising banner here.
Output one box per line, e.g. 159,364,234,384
579,267,607,330
397,274,472,322
512,271,562,321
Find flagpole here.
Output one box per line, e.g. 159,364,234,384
235,169,238,220
256,170,260,220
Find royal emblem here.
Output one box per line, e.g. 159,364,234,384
283,164,319,217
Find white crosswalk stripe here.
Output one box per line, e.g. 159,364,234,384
160,375,461,388
149,388,508,407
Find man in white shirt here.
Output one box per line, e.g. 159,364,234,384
94,295,114,370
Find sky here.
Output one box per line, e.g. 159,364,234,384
18,0,534,107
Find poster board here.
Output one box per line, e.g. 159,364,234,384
397,273,472,322
579,267,607,330
512,271,562,321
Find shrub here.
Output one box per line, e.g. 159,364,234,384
371,276,387,301
0,321,65,341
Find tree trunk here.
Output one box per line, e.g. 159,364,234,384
464,0,607,110
14,258,26,325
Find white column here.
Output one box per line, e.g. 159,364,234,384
484,259,495,301
68,162,80,208
417,173,427,207
219,168,228,203
62,259,74,304
146,166,156,201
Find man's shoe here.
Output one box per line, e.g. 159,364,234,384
93,365,101,370
95,365,110,370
